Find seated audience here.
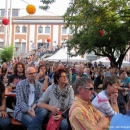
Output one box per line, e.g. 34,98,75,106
0,63,8,81
8,61,26,89
110,95,130,130
92,76,119,119
6,61,26,110
69,77,109,130
14,67,47,130
72,64,88,84
36,65,49,91
37,69,74,130
49,63,58,84
0,80,11,130
117,90,126,114
119,70,130,110
94,69,104,93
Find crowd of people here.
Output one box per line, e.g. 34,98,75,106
0,54,130,130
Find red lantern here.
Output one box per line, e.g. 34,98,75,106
2,18,9,25
47,38,51,42
99,30,104,37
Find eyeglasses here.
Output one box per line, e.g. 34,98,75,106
84,87,94,91
27,72,36,75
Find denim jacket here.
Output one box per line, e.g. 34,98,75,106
13,79,42,121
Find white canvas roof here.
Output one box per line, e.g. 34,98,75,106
44,47,87,62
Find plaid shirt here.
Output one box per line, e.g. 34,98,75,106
13,79,42,121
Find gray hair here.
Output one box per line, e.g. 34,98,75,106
73,77,93,95
102,76,120,90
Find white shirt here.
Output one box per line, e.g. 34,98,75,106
28,83,35,110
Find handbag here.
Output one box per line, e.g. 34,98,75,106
46,112,63,130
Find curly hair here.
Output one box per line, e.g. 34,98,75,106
13,61,25,75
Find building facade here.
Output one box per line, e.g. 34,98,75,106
0,13,71,55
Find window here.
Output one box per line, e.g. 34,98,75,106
45,27,50,33
38,27,43,33
69,27,74,34
12,9,19,16
0,10,5,17
15,26,20,33
0,42,4,48
9,9,19,17
21,42,26,53
22,26,27,33
15,42,21,55
62,27,67,34
0,9,19,17
0,26,4,33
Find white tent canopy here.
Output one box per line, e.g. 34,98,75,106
44,47,87,62
92,57,130,66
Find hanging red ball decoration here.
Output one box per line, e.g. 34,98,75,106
2,18,9,25
99,30,104,37
47,38,51,42
26,4,36,14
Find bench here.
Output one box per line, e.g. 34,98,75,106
10,118,22,126
10,117,47,129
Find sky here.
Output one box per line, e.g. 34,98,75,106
0,0,70,16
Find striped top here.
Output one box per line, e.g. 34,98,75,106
92,90,117,118
69,96,103,130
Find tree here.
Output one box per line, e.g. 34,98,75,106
62,0,130,69
0,45,14,63
39,0,56,10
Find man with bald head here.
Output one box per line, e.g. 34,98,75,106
72,64,88,84
14,67,48,130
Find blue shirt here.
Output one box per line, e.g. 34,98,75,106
121,77,130,88
110,111,130,130
72,73,88,84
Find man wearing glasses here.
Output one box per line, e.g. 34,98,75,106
14,67,48,130
69,77,109,130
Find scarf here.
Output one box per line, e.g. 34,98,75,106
53,84,70,109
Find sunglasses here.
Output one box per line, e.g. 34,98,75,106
84,87,94,91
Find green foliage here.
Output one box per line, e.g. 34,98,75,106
0,45,14,63
63,0,130,68
39,0,56,10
